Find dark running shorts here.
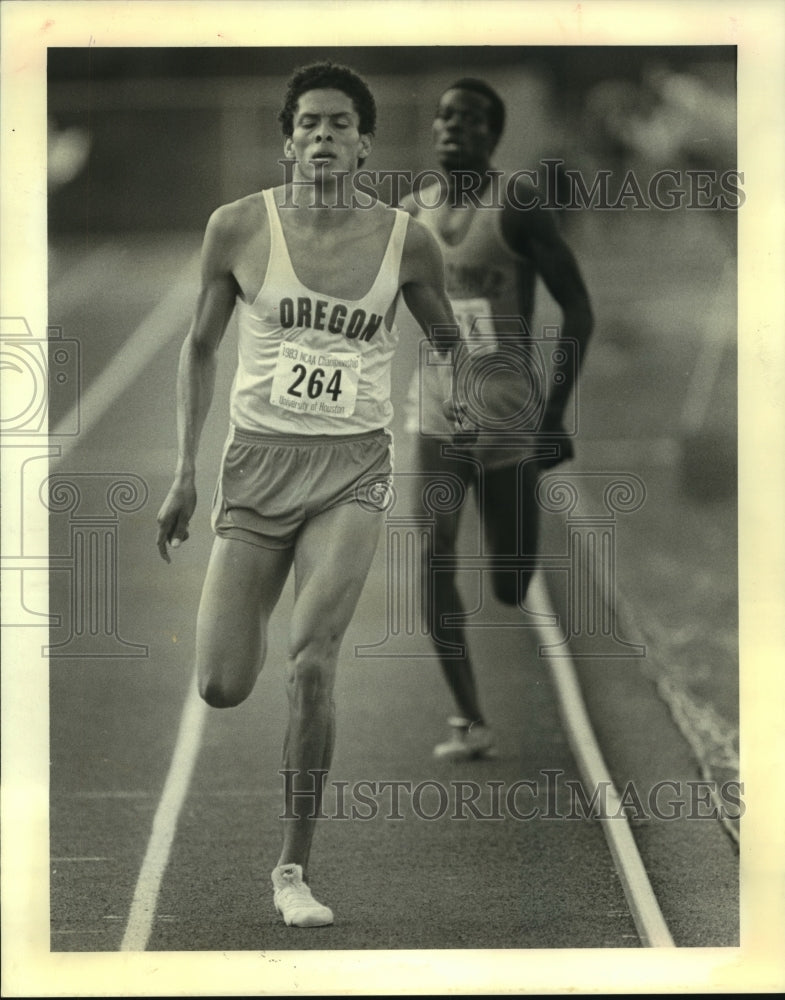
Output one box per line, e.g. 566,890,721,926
210,426,394,549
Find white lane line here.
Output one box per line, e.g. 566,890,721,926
51,856,109,862
120,675,207,952
528,571,675,949
50,253,199,465
48,243,205,950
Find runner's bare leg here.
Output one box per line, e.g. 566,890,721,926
278,500,384,877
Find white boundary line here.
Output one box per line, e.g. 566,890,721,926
50,252,199,465
120,674,206,952
528,571,676,948
46,245,206,950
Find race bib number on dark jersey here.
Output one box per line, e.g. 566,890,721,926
270,341,361,418
451,296,498,354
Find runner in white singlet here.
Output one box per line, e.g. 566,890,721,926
156,62,462,928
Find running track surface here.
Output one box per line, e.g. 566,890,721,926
44,215,739,954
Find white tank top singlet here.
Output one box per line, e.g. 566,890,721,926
230,188,409,435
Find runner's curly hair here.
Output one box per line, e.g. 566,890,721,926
278,61,377,138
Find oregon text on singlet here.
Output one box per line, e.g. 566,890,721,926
230,187,409,435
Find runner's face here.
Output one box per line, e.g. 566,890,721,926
285,88,371,181
433,89,496,170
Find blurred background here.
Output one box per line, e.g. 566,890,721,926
47,45,736,231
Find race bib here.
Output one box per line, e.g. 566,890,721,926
270,341,361,418
451,297,498,354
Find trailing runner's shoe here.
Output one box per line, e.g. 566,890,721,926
272,863,334,927
433,716,498,761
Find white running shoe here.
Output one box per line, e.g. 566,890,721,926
433,716,498,761
271,863,334,927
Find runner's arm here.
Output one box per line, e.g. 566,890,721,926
400,218,459,353
156,208,241,562
400,220,472,432
503,177,594,425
